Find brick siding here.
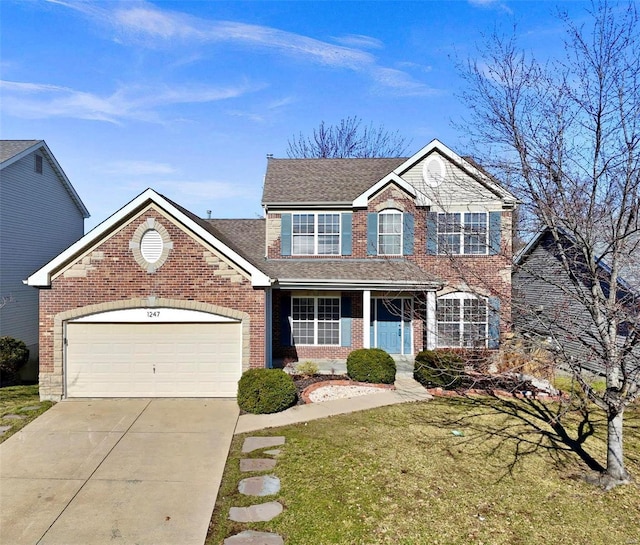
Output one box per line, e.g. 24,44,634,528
39,205,265,400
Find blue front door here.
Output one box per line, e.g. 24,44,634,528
375,299,402,354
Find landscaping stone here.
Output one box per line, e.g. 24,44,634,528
263,449,282,456
228,501,283,522
0,425,11,435
238,475,280,496
223,530,284,545
242,436,285,453
2,414,26,420
240,458,277,472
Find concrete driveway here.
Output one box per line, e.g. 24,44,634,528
0,398,239,545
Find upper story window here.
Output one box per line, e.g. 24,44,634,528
378,210,403,255
437,212,488,255
292,213,340,255
437,293,488,348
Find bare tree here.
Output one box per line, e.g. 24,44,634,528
459,1,640,487
286,116,410,158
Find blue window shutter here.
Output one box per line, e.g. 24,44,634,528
341,213,352,256
489,212,501,255
488,296,500,349
340,296,352,347
426,212,438,255
281,213,292,256
403,213,414,256
367,213,378,255
280,294,292,347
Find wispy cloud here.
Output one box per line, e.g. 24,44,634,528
0,79,261,123
47,0,438,97
468,0,513,15
100,160,177,176
154,180,253,201
332,34,384,50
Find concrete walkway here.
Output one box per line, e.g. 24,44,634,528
0,398,238,545
236,376,431,434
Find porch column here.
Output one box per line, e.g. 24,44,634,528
362,290,371,348
426,291,437,350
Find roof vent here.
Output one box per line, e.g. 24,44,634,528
140,229,164,263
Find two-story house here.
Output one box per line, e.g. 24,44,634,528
0,140,89,380
28,140,517,400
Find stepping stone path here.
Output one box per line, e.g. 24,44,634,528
240,458,277,472
226,436,286,543
224,530,284,545
238,475,280,496
0,425,11,435
3,414,26,420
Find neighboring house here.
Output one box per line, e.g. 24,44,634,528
28,139,517,400
512,227,639,375
0,140,89,380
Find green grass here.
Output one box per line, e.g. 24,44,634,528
0,385,53,443
208,397,640,545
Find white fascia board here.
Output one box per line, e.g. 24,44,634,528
352,173,427,208
394,139,519,205
27,188,271,288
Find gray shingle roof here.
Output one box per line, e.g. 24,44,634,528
262,157,406,205
0,140,41,164
208,218,442,287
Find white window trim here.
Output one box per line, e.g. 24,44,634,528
292,212,342,256
378,209,403,256
436,292,488,348
291,296,341,346
437,212,489,256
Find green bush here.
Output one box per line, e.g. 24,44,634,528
295,360,319,376
414,350,464,389
237,368,297,414
0,337,29,384
346,348,396,384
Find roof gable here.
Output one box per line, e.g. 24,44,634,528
27,189,270,288
0,140,90,218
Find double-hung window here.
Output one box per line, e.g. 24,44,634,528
436,293,488,348
292,213,340,255
378,210,402,255
437,212,487,255
292,297,340,345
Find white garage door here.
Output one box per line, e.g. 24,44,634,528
65,322,242,397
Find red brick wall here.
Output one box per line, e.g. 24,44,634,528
39,207,266,377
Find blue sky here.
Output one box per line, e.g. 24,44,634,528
1,0,594,230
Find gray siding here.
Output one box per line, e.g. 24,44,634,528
403,152,499,207
512,232,635,375
0,150,85,350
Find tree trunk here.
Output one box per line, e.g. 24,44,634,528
605,408,631,486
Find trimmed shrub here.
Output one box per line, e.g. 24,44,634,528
0,336,29,384
346,348,396,384
237,368,297,414
414,350,464,389
295,360,319,376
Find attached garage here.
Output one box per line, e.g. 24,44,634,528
65,308,242,398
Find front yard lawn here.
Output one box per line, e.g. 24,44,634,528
0,385,53,443
208,396,639,545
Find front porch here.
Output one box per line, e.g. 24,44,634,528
270,288,439,367
274,354,416,378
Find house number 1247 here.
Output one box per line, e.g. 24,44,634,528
147,311,161,318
